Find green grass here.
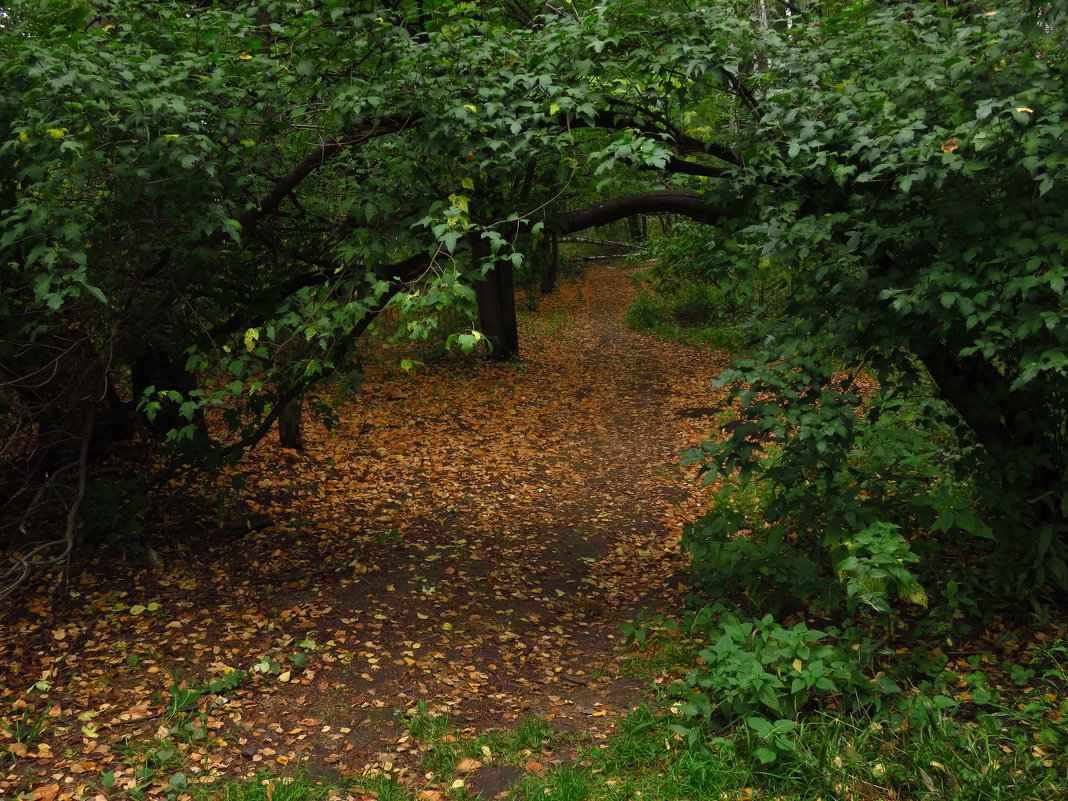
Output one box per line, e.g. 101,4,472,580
194,770,331,801
625,284,757,351
513,700,1065,801
521,307,573,341
175,677,1065,801
508,715,553,754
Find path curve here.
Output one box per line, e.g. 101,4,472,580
0,263,733,797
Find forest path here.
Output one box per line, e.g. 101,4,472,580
0,263,733,798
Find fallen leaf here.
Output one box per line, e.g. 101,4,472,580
28,784,61,801
7,742,28,758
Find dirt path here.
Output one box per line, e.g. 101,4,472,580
0,263,733,799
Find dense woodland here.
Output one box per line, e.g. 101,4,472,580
2,1,1068,800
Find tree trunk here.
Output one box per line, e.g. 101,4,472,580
277,397,304,451
472,235,519,360
626,215,643,243
541,232,559,295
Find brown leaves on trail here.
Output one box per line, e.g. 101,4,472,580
0,263,736,798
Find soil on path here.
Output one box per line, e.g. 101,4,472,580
0,263,734,799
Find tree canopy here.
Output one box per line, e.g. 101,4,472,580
2,0,1067,592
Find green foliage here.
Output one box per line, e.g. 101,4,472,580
697,2,1068,591
625,220,791,351
634,222,791,318
520,679,1067,801
665,606,893,739
195,770,332,801
836,522,925,615
508,715,553,754
1,0,1065,609
0,706,48,751
684,388,993,618
537,764,594,801
626,282,752,351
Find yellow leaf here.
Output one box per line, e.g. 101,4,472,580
549,102,560,115
442,622,452,631
905,585,928,607
451,779,465,790
129,604,146,615
1014,107,1033,115
278,670,291,682
792,658,803,672
163,134,179,142
456,757,482,772
940,138,958,153
46,128,68,138
239,53,253,60
52,628,66,641
463,104,477,113
18,132,28,142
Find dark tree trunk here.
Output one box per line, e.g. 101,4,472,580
626,214,643,243
541,233,559,295
277,398,304,451
472,235,519,360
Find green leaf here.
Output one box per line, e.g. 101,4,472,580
754,746,777,764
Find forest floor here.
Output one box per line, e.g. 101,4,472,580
0,262,736,801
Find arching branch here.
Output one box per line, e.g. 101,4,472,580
545,190,729,234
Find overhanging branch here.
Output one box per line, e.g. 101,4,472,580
542,190,729,234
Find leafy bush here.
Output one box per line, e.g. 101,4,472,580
625,280,758,351
631,222,791,315
624,221,792,351
683,386,991,619
677,608,890,718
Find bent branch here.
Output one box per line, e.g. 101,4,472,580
546,190,729,234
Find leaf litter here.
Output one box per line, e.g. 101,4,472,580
1,263,734,799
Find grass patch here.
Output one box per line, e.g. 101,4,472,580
196,770,332,801
517,693,1066,801
521,307,574,341
625,281,760,351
